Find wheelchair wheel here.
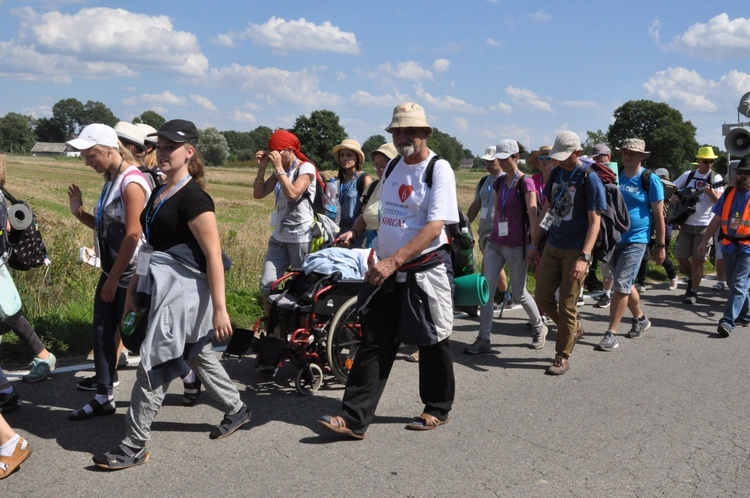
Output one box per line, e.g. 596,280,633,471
295,363,323,395
326,296,362,385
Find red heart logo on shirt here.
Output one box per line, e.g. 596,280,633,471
398,184,413,203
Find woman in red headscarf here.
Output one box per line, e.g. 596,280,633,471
253,130,316,314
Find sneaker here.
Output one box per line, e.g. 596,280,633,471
542,314,554,326
598,331,619,351
464,337,492,355
634,283,646,293
683,290,698,305
22,353,57,383
668,277,678,291
627,316,651,339
577,295,585,307
0,388,21,413
546,356,570,375
531,324,548,349
77,373,119,391
593,294,611,309
717,322,732,338
712,281,727,291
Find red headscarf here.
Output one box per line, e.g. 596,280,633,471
267,130,311,164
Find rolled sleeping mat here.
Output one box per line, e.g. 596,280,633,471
453,273,490,306
8,203,32,230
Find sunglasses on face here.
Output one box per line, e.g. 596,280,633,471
699,159,714,164
538,155,551,161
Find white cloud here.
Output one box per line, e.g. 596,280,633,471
4,7,208,80
491,102,513,114
528,10,552,23
506,86,554,112
350,90,408,107
649,19,661,43
670,13,750,59
454,117,469,132
232,109,257,124
414,84,484,114
433,59,450,73
209,63,340,107
644,67,750,112
123,91,187,107
217,17,359,55
371,61,434,82
558,100,598,109
190,94,217,111
486,38,503,47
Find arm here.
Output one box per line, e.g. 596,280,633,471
267,152,313,201
336,214,367,247
365,220,445,285
698,215,722,257
650,200,666,264
527,198,552,267
705,187,722,203
252,151,278,199
188,211,232,342
100,182,147,303
68,184,96,230
569,210,600,281
525,188,540,237
466,198,481,224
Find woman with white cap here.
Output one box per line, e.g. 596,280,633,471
333,139,372,247
66,123,152,420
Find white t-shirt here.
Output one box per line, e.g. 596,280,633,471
674,169,724,226
272,161,316,244
375,153,458,259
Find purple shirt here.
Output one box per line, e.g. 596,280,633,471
489,175,535,248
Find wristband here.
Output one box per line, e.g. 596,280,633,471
275,171,286,178
527,245,538,250
351,228,359,238
655,243,666,248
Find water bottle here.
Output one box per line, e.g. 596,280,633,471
121,308,145,336
324,179,340,221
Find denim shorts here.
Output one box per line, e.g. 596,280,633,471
610,243,647,294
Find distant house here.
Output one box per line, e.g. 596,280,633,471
31,142,70,157
459,158,474,169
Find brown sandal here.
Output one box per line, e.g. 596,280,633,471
318,415,366,440
406,413,449,431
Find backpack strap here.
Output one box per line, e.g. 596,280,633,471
641,168,652,196
0,185,19,205
477,174,490,192
384,156,401,180
355,172,370,198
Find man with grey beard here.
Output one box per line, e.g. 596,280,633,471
699,157,750,337
318,102,458,438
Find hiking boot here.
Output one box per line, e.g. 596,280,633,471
627,316,651,339
717,322,732,338
598,331,619,351
594,294,611,308
531,324,548,349
546,356,570,375
464,337,491,355
683,290,698,305
77,372,119,391
0,388,21,413
668,277,678,291
22,353,57,383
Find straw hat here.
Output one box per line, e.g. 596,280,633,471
333,139,365,165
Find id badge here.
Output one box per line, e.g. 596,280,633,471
480,207,490,220
540,211,554,231
93,230,101,259
270,209,278,227
497,219,509,237
730,218,740,230
135,246,152,277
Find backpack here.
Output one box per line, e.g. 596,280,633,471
0,186,49,270
385,154,475,277
548,164,630,264
138,166,164,190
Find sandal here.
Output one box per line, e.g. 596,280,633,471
209,404,251,440
69,399,116,421
183,378,202,406
0,437,32,479
318,415,366,440
406,413,449,431
92,444,149,470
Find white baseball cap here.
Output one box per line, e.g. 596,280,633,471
493,139,519,160
480,146,496,161
66,123,119,150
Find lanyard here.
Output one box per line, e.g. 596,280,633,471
499,171,519,218
94,161,123,228
145,174,192,241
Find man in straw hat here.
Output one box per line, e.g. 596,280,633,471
319,102,458,437
527,131,606,375
670,146,724,304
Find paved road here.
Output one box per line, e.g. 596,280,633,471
3,281,750,497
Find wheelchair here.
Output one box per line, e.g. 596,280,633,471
224,270,363,395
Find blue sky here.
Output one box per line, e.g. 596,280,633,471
1,0,749,162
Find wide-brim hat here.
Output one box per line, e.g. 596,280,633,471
114,121,147,151
333,139,365,166
527,145,552,169
66,123,119,150
385,102,431,133
148,119,199,145
696,146,719,160
135,123,158,145
618,138,651,159
370,142,398,162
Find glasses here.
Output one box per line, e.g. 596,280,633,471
699,159,714,164
538,155,552,161
391,127,426,137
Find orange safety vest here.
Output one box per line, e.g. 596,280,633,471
720,187,750,245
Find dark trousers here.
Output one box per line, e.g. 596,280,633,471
340,281,455,434
0,311,44,356
93,273,127,396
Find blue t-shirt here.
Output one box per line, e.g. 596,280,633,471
618,168,664,244
712,187,750,255
543,164,607,250
339,173,364,234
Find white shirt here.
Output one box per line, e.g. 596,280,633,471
272,161,316,243
674,169,724,226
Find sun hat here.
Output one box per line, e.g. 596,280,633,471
696,146,718,160
135,123,158,145
654,167,670,179
148,119,199,145
370,142,398,161
591,143,612,158
527,145,552,169
480,146,496,161
66,123,119,150
333,139,365,166
549,131,582,161
493,139,520,160
385,102,431,133
618,138,651,158
114,122,147,151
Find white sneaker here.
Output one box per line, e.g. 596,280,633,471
668,277,678,291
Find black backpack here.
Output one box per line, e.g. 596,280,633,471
385,155,475,277
0,186,49,270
